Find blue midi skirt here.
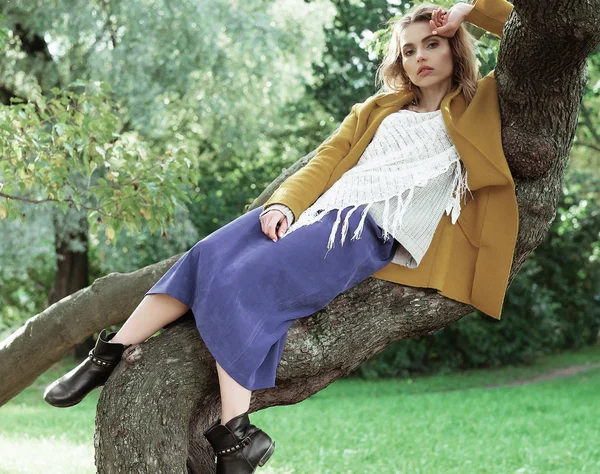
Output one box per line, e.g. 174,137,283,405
145,204,398,391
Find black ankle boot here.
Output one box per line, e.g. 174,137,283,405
43,328,131,408
203,411,276,473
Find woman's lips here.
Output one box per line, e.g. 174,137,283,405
418,68,434,76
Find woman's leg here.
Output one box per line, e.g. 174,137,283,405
110,294,190,345
109,293,252,425
216,361,252,425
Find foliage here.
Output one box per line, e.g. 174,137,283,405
88,204,200,277
0,0,339,243
0,81,197,240
0,0,334,163
0,0,338,333
0,204,56,333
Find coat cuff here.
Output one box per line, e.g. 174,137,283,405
465,0,513,38
259,203,295,226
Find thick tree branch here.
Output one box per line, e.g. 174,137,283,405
498,0,600,180
0,255,182,406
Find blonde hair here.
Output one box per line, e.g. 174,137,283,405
375,3,481,106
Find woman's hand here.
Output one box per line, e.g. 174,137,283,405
260,209,289,242
429,4,473,37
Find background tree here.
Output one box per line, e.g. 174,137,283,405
0,0,336,352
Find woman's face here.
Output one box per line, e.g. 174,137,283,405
399,21,454,88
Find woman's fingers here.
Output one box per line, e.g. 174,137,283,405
270,215,288,241
432,7,458,37
438,8,445,24
431,8,446,34
260,214,269,236
259,211,275,240
277,218,288,238
268,215,279,241
260,211,287,241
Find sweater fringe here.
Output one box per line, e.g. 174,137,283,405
282,159,472,256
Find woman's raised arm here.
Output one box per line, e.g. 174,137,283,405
464,0,514,38
431,0,513,39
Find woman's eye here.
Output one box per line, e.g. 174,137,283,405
404,42,437,56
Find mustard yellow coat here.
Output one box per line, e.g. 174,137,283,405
263,0,517,320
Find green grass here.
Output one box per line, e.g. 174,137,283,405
2,346,600,473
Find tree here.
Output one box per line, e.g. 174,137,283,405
1,0,600,472
0,0,334,350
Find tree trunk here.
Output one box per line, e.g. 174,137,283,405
0,1,599,471
494,0,600,264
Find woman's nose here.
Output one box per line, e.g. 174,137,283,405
416,48,428,61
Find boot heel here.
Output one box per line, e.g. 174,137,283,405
258,441,275,467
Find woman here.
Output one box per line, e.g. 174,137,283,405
43,1,517,472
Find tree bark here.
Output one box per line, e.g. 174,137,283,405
495,0,600,274
1,1,599,472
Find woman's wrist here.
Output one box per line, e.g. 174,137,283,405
457,2,475,22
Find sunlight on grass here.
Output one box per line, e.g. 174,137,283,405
0,434,94,474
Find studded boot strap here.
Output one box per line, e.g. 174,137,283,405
88,349,119,368
215,435,252,456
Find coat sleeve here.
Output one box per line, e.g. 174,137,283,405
262,103,361,222
465,0,514,38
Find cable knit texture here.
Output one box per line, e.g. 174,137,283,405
262,108,472,267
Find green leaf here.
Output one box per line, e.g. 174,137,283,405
99,82,113,93
89,220,98,235
71,79,88,88
64,143,75,157
54,123,68,136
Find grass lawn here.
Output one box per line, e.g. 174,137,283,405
1,345,600,473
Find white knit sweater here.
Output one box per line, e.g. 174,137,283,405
260,108,472,268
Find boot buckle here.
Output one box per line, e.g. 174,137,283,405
216,435,252,455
